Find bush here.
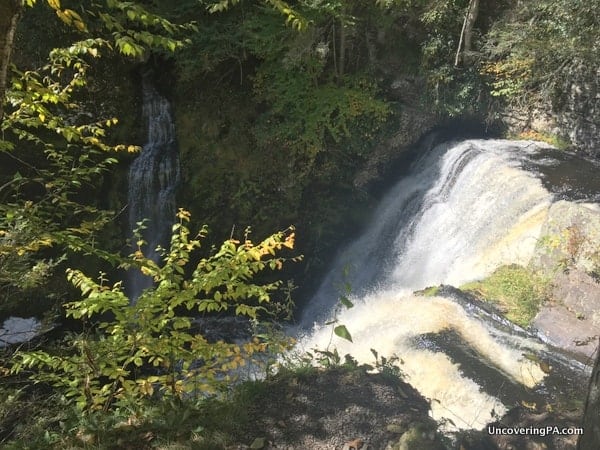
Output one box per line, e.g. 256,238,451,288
11,209,299,414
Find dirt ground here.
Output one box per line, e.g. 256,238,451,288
229,366,584,450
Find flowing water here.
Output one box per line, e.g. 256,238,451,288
126,77,180,300
297,139,594,430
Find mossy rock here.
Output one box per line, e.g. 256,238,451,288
413,286,441,297
459,264,549,328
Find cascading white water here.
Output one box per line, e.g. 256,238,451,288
297,139,570,430
127,76,180,300
300,140,554,324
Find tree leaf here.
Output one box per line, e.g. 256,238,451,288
340,295,353,309
334,325,353,342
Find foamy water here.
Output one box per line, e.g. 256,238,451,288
297,291,546,429
297,140,563,430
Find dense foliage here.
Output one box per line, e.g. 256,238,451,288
12,209,297,412
0,0,196,317
169,0,497,283
0,1,300,446
483,0,599,105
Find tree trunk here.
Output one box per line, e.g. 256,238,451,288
578,346,600,449
454,0,479,66
0,0,22,121
338,19,346,79
463,0,479,55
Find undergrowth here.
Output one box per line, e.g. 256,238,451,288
0,348,408,449
0,380,267,449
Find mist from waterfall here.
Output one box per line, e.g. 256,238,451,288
297,139,576,430
126,76,180,300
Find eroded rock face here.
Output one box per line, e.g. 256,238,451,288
531,201,600,360
353,76,438,189
501,60,600,157
0,317,41,347
553,270,600,327
534,299,599,360
554,60,600,156
532,201,600,274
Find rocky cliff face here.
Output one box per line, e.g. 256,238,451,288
554,60,600,156
352,76,439,189
501,60,600,157
531,201,600,360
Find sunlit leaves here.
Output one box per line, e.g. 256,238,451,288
12,210,298,412
27,0,195,59
253,67,390,161
265,0,308,30
97,0,196,57
206,0,308,30
482,0,600,103
206,0,241,13
481,58,534,98
0,0,198,310
55,8,88,32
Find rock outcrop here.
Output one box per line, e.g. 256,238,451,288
353,76,438,189
531,201,600,361
554,60,600,156
501,60,600,158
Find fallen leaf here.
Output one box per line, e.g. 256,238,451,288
343,438,365,450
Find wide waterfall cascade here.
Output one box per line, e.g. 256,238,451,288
297,139,589,431
127,78,180,300
300,140,554,324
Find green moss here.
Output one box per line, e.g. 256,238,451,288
460,264,550,327
509,130,571,150
414,286,441,297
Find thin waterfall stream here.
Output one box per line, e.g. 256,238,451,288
297,139,594,431
126,76,180,300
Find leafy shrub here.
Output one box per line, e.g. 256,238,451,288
12,209,299,413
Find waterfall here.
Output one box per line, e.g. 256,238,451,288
126,76,180,300
297,139,586,430
300,140,554,324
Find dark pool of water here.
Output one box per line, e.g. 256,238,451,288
523,148,600,202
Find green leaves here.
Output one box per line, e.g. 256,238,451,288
0,0,198,321
115,36,145,57
12,210,298,412
253,64,390,164
339,295,353,309
206,0,308,30
97,0,196,57
333,325,353,343
482,0,600,105
264,0,308,30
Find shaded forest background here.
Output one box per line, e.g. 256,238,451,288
3,0,599,313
